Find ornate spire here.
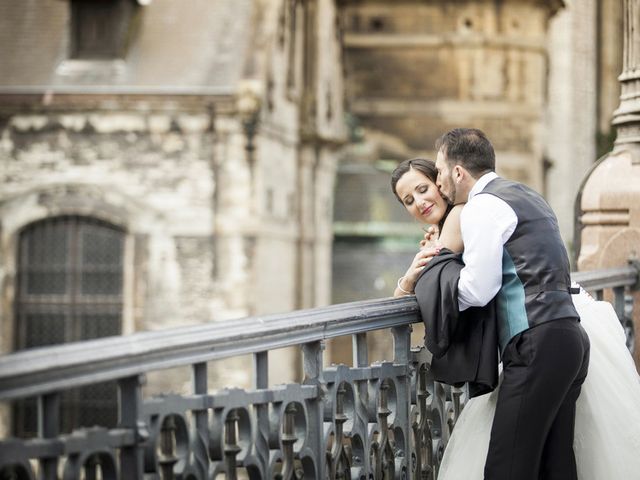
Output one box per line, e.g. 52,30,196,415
613,0,640,147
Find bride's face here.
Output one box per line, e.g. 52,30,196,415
395,168,448,226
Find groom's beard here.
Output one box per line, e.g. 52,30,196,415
441,176,457,205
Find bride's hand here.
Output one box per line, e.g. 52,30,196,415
396,246,441,296
419,225,439,248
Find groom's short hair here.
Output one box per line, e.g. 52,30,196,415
435,128,495,178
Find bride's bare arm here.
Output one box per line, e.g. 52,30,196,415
437,204,464,253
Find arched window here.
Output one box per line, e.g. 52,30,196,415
13,216,124,436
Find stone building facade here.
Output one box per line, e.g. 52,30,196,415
0,0,346,434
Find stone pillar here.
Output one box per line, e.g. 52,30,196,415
546,0,598,249
576,0,640,367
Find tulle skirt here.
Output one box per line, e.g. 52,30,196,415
437,290,640,480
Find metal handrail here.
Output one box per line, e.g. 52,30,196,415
0,297,420,401
571,264,639,290
0,266,637,402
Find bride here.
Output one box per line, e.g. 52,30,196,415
390,157,640,479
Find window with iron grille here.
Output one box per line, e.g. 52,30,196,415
70,0,137,60
13,216,124,437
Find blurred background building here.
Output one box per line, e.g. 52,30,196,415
0,0,622,435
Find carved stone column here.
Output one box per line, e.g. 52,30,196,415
613,0,640,148
577,0,640,367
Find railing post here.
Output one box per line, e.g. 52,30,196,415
118,375,145,479
253,351,268,389
392,325,412,478
351,332,372,475
302,341,324,383
192,362,210,475
625,291,636,353
352,332,368,367
38,392,60,480
253,352,269,475
302,341,325,479
614,286,626,320
392,325,411,365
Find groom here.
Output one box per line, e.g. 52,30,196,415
433,128,590,479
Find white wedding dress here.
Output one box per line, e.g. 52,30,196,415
437,288,640,479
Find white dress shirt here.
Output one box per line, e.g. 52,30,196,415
458,172,518,311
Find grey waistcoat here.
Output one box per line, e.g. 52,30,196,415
480,177,579,351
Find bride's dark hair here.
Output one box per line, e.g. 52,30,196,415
390,157,452,231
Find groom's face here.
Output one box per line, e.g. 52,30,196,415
435,150,457,205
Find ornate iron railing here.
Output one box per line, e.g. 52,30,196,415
0,265,638,479
572,263,639,352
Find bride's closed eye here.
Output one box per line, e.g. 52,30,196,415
403,185,429,206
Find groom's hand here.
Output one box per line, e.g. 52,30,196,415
419,225,439,248
419,245,441,263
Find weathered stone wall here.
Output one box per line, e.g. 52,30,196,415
341,0,556,191
0,103,217,349
251,0,346,316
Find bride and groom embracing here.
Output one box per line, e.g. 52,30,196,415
390,128,640,479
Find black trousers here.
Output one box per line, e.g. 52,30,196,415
484,318,590,480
